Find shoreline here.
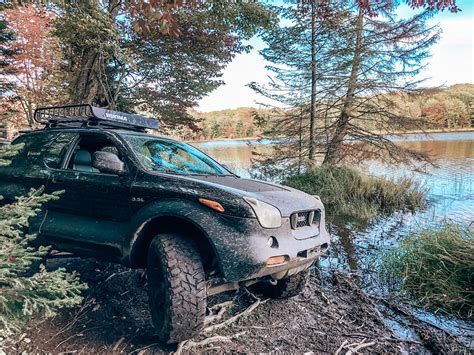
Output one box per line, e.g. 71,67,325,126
187,127,474,144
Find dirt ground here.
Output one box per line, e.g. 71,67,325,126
3,258,469,354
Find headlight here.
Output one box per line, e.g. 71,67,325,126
243,197,281,229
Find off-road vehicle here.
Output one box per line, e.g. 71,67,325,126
0,104,330,343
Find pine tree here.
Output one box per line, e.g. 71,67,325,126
322,2,440,166
249,1,349,175
251,0,441,172
0,145,87,343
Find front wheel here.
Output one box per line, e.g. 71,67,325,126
147,233,207,344
258,269,309,299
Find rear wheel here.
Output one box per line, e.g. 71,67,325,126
258,269,309,299
147,233,207,344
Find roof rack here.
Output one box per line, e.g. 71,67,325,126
34,104,159,132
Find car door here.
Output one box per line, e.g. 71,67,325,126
0,131,75,232
40,131,136,260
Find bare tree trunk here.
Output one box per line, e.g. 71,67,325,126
71,52,101,104
19,98,33,127
298,106,303,173
69,1,121,106
308,0,318,161
323,7,364,165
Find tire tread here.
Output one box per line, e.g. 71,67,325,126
147,233,207,343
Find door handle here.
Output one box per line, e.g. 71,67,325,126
51,177,64,184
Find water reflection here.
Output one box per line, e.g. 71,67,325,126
194,139,271,177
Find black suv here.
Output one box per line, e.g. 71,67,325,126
0,105,330,343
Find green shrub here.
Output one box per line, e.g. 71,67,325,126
382,223,474,318
0,145,87,343
283,165,426,221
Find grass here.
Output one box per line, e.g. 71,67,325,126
382,222,474,318
283,165,426,221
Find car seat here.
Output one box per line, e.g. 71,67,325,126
73,150,99,173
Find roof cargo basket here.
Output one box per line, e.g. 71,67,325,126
34,104,159,132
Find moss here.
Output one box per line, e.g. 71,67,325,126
381,223,474,318
283,166,426,221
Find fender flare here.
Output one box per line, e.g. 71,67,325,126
125,198,222,268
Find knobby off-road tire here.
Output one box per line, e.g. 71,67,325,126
260,269,309,299
147,233,207,344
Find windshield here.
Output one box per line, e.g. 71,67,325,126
124,135,230,175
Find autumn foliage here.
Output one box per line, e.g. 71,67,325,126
2,4,62,127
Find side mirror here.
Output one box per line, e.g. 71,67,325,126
92,151,125,175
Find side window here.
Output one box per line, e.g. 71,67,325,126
41,132,76,169
66,134,125,174
5,132,75,174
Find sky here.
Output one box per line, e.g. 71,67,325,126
197,0,474,112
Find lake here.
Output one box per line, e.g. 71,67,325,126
196,131,474,340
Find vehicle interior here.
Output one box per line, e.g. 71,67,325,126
66,134,123,173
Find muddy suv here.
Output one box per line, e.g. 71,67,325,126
0,105,330,343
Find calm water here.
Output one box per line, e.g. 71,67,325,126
196,132,474,340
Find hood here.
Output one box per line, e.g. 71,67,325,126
188,175,320,217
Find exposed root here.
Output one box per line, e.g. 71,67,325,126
174,292,267,354
335,338,376,354
175,332,246,355
203,298,267,334
204,301,234,326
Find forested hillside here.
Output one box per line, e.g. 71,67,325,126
181,84,473,141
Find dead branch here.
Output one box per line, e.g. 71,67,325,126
348,339,376,354
175,335,231,355
135,342,161,354
205,301,234,326
175,332,246,355
336,338,376,354
335,340,349,355
203,298,267,334
112,337,125,352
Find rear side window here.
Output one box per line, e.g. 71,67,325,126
42,132,76,169
9,132,76,173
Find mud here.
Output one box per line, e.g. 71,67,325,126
4,258,467,354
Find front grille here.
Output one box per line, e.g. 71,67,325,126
296,212,310,228
290,210,321,229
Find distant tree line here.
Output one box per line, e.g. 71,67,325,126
174,108,260,141
172,84,473,142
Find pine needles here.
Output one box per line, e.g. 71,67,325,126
0,144,87,343
0,187,87,342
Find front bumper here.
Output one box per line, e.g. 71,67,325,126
206,210,330,284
